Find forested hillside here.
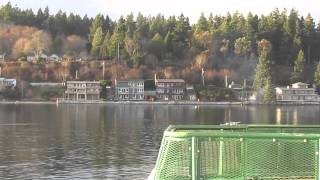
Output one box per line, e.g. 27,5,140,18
1,3,320,85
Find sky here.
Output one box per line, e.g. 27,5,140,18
1,0,320,23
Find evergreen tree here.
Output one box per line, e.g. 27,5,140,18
234,36,251,58
147,33,166,60
253,39,274,103
314,63,320,86
125,13,135,38
107,16,127,59
263,77,275,103
195,13,208,33
291,50,305,82
304,13,315,35
89,14,105,42
91,27,104,58
100,32,111,59
253,47,271,91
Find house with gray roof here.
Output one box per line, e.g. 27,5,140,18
115,79,144,101
275,82,320,102
155,74,186,101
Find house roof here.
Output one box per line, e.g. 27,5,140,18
116,79,144,82
67,81,100,84
187,88,196,94
292,82,308,86
156,79,185,83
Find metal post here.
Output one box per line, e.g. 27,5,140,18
240,138,245,178
219,138,224,176
318,139,320,179
192,137,199,180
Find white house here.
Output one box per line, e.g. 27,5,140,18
0,54,5,61
49,54,61,61
27,56,35,62
0,77,17,90
39,53,48,60
275,82,320,102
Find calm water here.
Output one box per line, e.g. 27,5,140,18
0,104,319,179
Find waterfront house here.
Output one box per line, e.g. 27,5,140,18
115,79,144,101
27,56,35,62
105,86,114,100
49,54,61,61
155,75,186,101
0,54,5,61
64,81,101,101
186,85,197,101
228,81,254,101
275,82,320,102
0,77,17,90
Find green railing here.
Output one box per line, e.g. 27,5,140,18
153,125,320,180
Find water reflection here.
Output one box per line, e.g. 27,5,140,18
0,104,319,179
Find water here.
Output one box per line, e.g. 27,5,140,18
0,104,319,179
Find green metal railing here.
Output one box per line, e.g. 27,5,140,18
153,125,320,180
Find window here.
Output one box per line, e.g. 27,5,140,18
137,82,144,86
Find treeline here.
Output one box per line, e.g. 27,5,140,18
1,3,320,85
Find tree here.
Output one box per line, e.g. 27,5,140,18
30,30,52,58
253,47,271,90
314,63,320,86
0,2,13,22
304,13,315,35
11,38,33,58
195,13,208,33
89,14,105,42
193,31,213,52
107,16,127,59
253,39,273,103
291,50,305,82
62,35,88,57
262,77,275,103
100,80,112,99
90,27,104,58
146,33,166,60
124,32,143,65
100,32,111,59
234,36,251,58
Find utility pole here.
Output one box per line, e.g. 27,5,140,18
117,42,120,63
21,82,24,100
201,68,205,86
116,42,119,80
102,61,105,80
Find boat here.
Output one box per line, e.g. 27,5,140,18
149,124,320,180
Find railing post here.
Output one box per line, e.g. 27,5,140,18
192,137,199,180
240,138,245,178
318,139,320,179
218,138,224,176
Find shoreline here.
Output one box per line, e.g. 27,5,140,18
0,100,319,105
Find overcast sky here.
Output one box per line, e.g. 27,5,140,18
1,0,320,23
